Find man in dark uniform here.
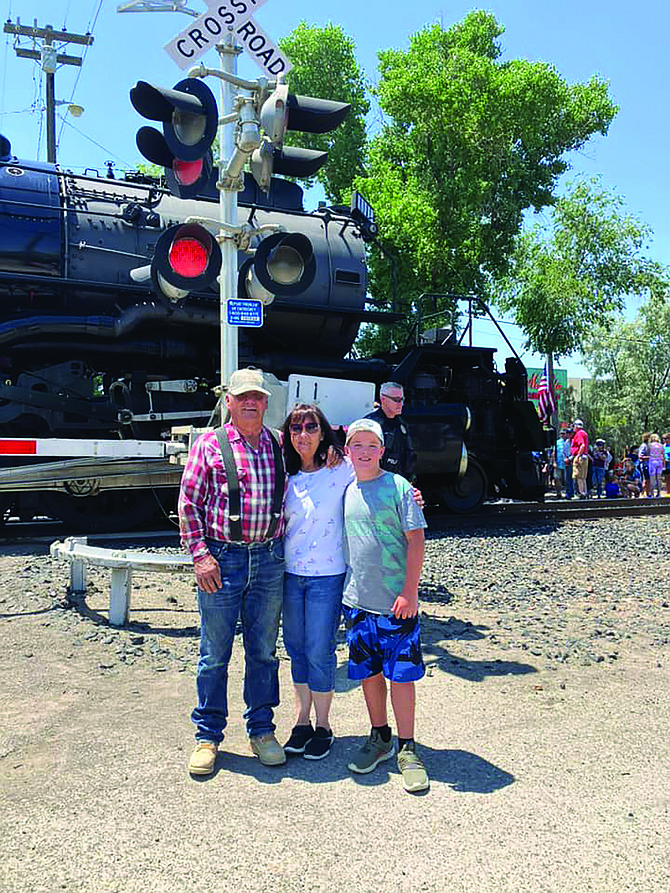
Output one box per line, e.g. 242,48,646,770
365,381,417,482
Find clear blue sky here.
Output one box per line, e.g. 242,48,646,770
1,0,665,378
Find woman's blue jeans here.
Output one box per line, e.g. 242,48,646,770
191,538,285,743
282,572,346,693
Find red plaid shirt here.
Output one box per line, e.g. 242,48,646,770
178,424,286,562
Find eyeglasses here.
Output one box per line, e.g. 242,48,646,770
382,394,404,404
289,422,320,434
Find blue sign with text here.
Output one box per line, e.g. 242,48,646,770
227,299,263,328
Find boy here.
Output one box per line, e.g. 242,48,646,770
620,458,642,497
342,418,429,793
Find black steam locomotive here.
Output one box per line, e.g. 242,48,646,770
0,135,546,527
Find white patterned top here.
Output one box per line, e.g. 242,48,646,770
284,460,356,577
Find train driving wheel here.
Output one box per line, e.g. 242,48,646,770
40,488,169,533
440,459,487,513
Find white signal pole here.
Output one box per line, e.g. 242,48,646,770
216,32,242,388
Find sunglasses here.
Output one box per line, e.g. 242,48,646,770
289,422,320,434
383,394,404,404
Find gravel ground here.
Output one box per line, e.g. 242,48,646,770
1,516,670,892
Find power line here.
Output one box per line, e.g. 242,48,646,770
56,0,103,150
4,18,94,163
87,0,105,34
1,106,38,115
57,114,134,168
62,1,74,30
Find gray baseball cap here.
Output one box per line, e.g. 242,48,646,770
227,367,271,396
345,418,384,445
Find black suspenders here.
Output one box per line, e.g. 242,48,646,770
214,426,285,543
265,432,285,540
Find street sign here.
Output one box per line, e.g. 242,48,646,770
226,299,263,327
164,0,292,77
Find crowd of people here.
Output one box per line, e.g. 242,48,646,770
552,422,670,499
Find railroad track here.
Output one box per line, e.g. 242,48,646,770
428,495,670,526
1,495,668,545
0,516,180,547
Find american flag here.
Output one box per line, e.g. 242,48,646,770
537,361,557,424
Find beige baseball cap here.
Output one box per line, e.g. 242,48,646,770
227,367,271,397
345,418,384,445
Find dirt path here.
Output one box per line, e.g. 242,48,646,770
1,533,669,893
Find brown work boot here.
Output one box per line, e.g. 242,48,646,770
188,740,218,776
250,733,286,766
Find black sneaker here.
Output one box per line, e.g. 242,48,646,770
284,723,314,754
303,726,334,761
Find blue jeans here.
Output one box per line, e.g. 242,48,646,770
593,466,606,496
191,538,285,742
282,572,346,693
564,462,574,498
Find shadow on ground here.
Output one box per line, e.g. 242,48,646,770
193,735,514,795
420,613,537,681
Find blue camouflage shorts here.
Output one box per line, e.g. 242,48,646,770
342,604,425,683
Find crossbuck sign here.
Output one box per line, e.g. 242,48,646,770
164,0,292,77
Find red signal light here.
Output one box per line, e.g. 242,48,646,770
169,237,208,278
150,222,221,301
173,158,203,187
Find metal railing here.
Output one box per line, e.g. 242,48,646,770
50,536,193,626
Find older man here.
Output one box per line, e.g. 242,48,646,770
571,418,590,499
365,381,417,482
179,367,287,776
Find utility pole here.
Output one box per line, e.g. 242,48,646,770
3,19,94,163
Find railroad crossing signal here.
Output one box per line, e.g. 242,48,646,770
130,77,218,198
163,0,291,78
151,223,222,301
130,223,222,302
239,231,316,305
250,83,350,193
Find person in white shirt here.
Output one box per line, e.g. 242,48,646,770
280,403,355,761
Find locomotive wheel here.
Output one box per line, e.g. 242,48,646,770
440,459,488,513
0,495,15,526
40,488,169,533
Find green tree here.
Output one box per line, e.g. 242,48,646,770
496,178,663,359
279,22,370,204
354,11,617,352
578,293,670,452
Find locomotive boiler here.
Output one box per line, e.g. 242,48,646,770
0,136,547,528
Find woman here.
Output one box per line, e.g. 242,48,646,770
281,403,355,760
663,433,670,496
648,433,664,497
638,433,651,497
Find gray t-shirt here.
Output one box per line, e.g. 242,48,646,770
342,471,427,615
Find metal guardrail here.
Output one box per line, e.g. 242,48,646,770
50,536,193,626
0,458,184,491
